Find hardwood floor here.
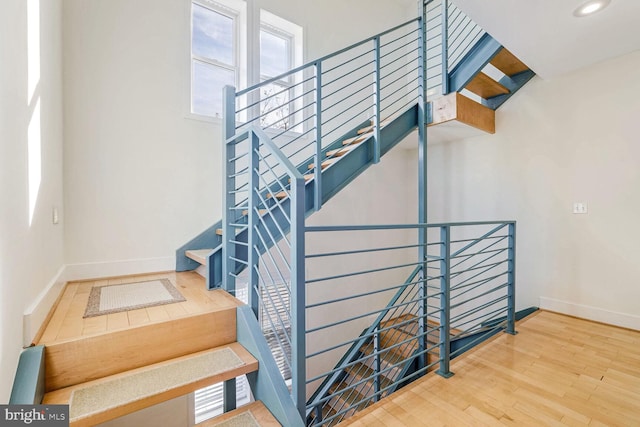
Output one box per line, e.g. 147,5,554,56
339,311,640,426
36,271,240,345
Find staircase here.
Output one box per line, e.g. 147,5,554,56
171,0,529,425
11,273,288,427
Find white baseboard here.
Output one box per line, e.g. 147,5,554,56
539,296,640,331
23,266,67,347
23,256,176,346
64,256,175,282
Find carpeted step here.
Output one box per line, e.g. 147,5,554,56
196,401,281,426
42,343,258,427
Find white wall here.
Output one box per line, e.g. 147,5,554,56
422,50,640,329
62,0,415,274
0,0,65,401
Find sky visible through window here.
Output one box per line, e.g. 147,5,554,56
260,30,290,78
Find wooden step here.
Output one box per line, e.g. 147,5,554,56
359,343,405,380
357,118,392,134
342,133,372,146
430,92,495,134
186,249,213,266
379,328,418,359
288,174,314,184
308,157,339,171
267,191,288,200
197,401,280,426
326,143,360,158
241,208,268,216
42,307,239,392
43,343,258,427
344,363,392,397
490,48,529,77
216,228,223,236
465,72,510,99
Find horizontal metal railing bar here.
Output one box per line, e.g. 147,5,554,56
321,63,375,98
309,341,442,420
321,52,375,82
307,337,440,406
229,239,248,247
306,299,443,355
451,306,508,338
380,65,420,91
251,99,316,130
380,49,419,76
305,277,425,309
229,256,248,266
305,221,515,233
235,76,315,115
451,258,508,291
449,234,506,246
253,227,291,287
305,322,440,385
380,95,419,119
426,11,442,25
321,104,374,140
451,246,508,276
306,293,440,338
450,246,508,262
450,282,508,309
450,271,507,294
450,259,507,278
380,37,420,62
451,276,508,301
322,80,375,115
380,28,418,50
449,30,484,63
306,259,426,285
306,242,427,259
229,223,249,228
450,295,508,324
449,20,478,48
237,17,419,97
322,92,374,126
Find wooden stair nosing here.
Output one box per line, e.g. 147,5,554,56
43,343,258,427
327,382,372,420
196,401,280,427
342,133,373,146
465,72,510,99
326,142,361,158
344,363,392,396
308,157,338,171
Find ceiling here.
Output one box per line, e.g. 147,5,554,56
450,0,640,79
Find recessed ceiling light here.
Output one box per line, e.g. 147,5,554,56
573,0,611,17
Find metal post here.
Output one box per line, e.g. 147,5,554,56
437,225,453,378
373,37,382,164
417,4,429,373
222,85,237,293
506,222,517,335
247,131,260,317
373,326,381,402
314,61,322,212
441,0,449,94
223,378,236,412
290,173,306,418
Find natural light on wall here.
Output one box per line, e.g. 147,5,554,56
28,0,42,226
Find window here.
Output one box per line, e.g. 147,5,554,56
191,2,238,118
190,1,302,122
259,25,294,130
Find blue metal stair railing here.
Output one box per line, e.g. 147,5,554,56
303,222,516,426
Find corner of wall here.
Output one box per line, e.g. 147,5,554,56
23,266,67,347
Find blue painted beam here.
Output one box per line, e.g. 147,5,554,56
484,70,536,110
236,306,304,427
10,346,45,405
448,33,502,94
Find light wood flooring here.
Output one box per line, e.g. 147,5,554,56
36,271,240,345
339,311,640,426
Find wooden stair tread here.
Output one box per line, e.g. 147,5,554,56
345,363,392,391
378,328,418,359
465,72,510,99
326,143,361,158
186,249,213,265
357,118,391,134
308,157,338,171
490,48,529,76
342,133,372,146
289,174,314,183
267,191,288,200
429,92,495,134
197,401,281,426
327,381,372,419
242,208,268,216
43,343,258,427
